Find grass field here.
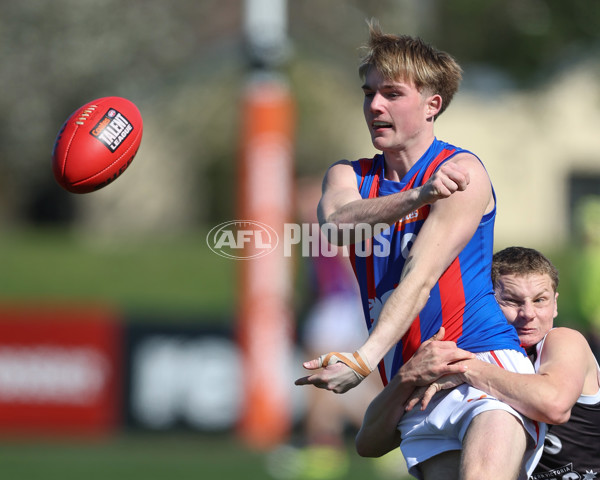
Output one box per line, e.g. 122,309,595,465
0,433,410,480
0,228,237,320
0,434,266,480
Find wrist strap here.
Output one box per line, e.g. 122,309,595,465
321,350,373,379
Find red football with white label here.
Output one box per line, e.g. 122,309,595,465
52,96,143,193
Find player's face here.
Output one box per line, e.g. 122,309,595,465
494,273,558,348
362,68,432,153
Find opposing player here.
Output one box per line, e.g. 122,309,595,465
357,247,600,479
295,21,543,479
413,247,600,478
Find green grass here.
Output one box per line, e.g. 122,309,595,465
0,433,407,480
0,434,264,480
0,228,237,321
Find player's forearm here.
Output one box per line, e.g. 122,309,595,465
319,188,424,245
356,371,414,457
463,359,571,424
361,267,434,367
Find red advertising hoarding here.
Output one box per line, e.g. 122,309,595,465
0,305,122,436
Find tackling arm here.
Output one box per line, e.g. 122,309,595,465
408,328,593,425
462,328,590,424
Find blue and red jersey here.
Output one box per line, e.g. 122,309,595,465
349,138,523,385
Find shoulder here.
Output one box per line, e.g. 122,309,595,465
542,327,600,396
326,157,369,173
545,327,589,345
324,159,355,184
540,327,592,360
446,151,484,171
436,150,489,190
326,156,381,182
322,159,365,195
428,150,492,216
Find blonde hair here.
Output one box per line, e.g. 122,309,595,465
358,20,462,118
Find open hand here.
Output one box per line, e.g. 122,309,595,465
294,351,370,393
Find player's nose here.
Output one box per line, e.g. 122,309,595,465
518,301,536,320
369,92,385,112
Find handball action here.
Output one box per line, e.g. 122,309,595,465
52,96,143,193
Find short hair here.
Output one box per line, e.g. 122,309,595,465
492,247,560,292
358,20,463,119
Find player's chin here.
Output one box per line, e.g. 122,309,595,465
370,135,399,152
517,329,543,347
370,137,387,151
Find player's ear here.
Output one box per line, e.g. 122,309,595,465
426,94,442,120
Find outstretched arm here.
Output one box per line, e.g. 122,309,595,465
358,154,492,372
296,154,488,393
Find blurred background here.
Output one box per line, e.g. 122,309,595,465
1,1,599,479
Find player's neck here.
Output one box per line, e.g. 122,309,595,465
382,135,435,181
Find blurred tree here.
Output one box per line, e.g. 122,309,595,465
432,0,600,86
0,0,598,231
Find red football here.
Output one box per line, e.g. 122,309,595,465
52,96,143,193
